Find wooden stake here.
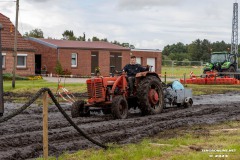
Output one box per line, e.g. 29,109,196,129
43,91,48,159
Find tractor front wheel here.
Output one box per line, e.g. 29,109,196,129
71,100,89,118
111,95,128,119
137,76,164,115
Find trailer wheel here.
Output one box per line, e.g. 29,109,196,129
71,100,89,118
184,98,193,108
137,76,164,115
111,95,128,119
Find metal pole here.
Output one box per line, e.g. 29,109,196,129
12,0,19,89
0,23,3,116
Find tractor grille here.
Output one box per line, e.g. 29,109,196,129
87,81,103,99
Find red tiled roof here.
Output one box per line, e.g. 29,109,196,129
33,38,130,51
0,13,35,51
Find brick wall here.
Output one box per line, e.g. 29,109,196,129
130,50,162,74
99,50,110,76
58,49,91,76
28,41,58,75
2,50,35,76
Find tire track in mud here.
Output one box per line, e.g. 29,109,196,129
1,94,240,159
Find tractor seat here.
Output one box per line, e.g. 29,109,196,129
107,81,115,85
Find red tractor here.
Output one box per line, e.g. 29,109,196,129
71,70,164,119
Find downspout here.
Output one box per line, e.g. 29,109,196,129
57,48,59,60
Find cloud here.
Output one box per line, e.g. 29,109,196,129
117,0,182,10
24,0,57,3
135,39,164,50
0,0,236,49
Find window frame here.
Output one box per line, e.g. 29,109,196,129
71,53,77,67
2,53,6,68
17,54,27,68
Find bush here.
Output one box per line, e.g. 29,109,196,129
3,73,28,81
63,69,71,75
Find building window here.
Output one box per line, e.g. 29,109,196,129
71,53,77,67
136,57,142,65
2,53,6,68
17,54,27,68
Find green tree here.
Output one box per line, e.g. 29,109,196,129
169,52,189,61
211,41,230,52
162,42,188,56
162,45,171,56
112,40,121,45
92,36,100,41
55,61,64,75
188,39,211,62
24,28,44,38
62,30,76,40
188,39,203,61
201,39,211,61
101,38,108,42
77,32,86,41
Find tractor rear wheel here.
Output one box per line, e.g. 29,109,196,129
111,95,128,119
71,100,89,118
137,76,164,115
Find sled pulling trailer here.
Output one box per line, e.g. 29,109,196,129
163,81,193,108
71,69,164,119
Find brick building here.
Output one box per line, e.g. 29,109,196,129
28,38,162,76
131,49,162,72
0,13,35,76
28,38,161,76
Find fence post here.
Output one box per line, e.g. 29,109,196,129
214,74,217,84
43,91,48,159
164,72,166,84
184,73,186,87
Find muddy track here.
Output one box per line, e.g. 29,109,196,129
0,92,240,159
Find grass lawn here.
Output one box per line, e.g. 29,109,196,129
185,84,240,95
4,78,240,97
39,121,240,160
3,79,87,93
161,66,203,79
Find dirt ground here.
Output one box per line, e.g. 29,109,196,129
1,92,240,159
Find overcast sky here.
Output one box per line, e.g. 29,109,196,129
0,0,238,50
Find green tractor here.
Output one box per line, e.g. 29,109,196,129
203,51,238,77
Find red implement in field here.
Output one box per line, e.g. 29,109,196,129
180,71,240,85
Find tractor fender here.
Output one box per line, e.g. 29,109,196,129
136,71,161,80
110,75,128,96
135,72,161,86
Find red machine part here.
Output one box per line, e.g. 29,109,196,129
148,89,159,105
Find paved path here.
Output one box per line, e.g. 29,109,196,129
43,76,180,83
43,77,88,83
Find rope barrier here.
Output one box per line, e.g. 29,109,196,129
0,88,108,149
